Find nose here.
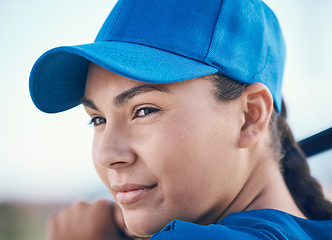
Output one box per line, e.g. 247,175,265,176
94,124,136,170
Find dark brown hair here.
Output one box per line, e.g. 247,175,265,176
211,73,332,220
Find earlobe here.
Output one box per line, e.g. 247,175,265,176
238,83,273,149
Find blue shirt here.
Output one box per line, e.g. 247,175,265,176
150,209,332,239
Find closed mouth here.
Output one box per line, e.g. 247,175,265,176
114,184,157,204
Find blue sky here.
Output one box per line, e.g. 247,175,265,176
0,0,331,203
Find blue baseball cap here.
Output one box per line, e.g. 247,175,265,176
29,0,285,113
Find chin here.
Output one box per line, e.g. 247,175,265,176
123,210,172,237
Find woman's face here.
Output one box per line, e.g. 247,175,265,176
83,64,250,236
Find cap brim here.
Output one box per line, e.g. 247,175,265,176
29,41,218,113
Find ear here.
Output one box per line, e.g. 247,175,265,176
238,83,273,148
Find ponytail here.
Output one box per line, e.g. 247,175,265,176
276,101,332,220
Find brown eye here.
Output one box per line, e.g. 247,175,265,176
89,116,106,126
134,107,160,118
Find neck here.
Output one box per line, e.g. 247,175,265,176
215,155,306,222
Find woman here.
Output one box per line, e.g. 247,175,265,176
29,0,332,239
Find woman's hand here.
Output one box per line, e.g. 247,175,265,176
47,199,135,240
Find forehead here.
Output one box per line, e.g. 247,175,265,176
85,63,137,92
84,63,213,99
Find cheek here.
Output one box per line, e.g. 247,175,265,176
92,134,100,170
151,110,235,172
140,112,236,212
92,134,111,188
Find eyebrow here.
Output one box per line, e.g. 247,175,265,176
114,84,171,106
81,84,172,110
81,97,99,111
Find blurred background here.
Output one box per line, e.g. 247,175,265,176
0,0,331,239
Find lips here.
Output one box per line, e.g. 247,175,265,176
113,184,157,204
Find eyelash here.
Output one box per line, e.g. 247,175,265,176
133,106,160,119
88,107,160,126
89,116,106,126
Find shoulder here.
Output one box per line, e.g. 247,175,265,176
150,209,332,240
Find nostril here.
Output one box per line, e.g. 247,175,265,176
109,160,132,169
